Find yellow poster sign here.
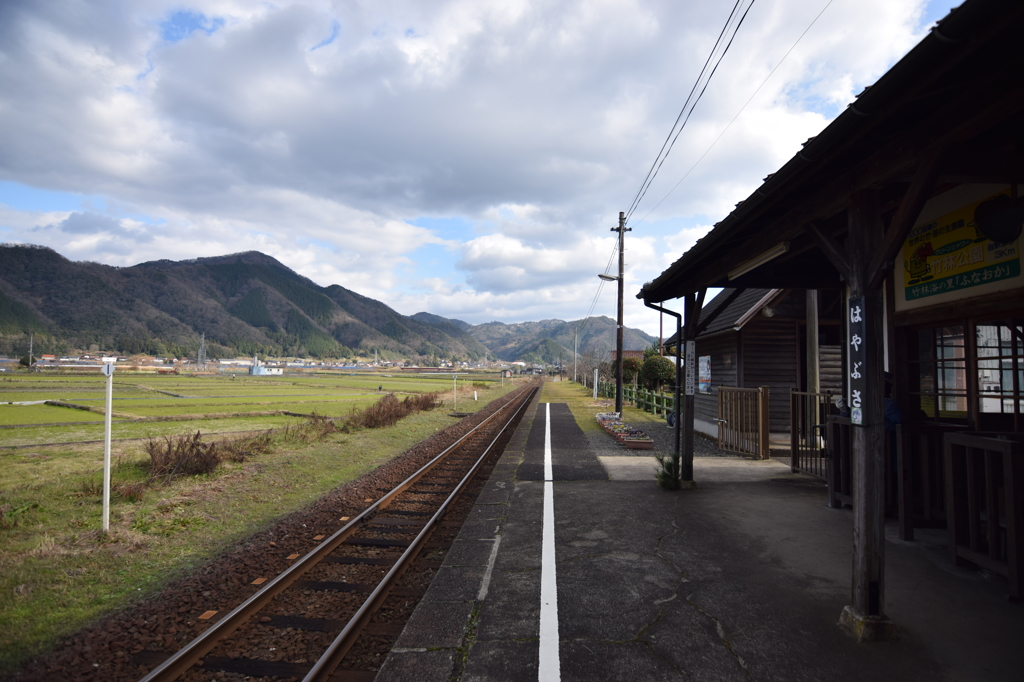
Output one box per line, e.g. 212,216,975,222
902,190,1020,301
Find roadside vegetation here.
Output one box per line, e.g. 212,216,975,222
0,371,517,673
540,378,668,434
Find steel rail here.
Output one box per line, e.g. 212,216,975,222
138,384,536,682
303,385,537,680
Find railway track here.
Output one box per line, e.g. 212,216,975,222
133,382,538,682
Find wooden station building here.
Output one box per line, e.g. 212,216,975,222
662,287,843,437
638,0,1024,639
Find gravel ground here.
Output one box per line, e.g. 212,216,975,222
586,412,735,459
5,384,534,682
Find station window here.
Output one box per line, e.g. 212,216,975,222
907,326,967,423
975,322,1024,424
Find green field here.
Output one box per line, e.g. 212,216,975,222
0,372,502,434
0,369,524,673
0,404,107,426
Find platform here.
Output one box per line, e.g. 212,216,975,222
376,396,1024,681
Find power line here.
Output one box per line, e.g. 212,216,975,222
631,0,836,227
624,0,745,219
625,0,757,223
576,236,620,340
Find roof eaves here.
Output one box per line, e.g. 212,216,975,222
732,289,782,330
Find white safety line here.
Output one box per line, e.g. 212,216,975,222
477,537,501,601
539,403,561,681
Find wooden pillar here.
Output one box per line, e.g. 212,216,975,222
682,293,697,482
681,289,706,482
839,189,898,641
806,290,820,393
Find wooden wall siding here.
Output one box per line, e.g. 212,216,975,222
694,332,739,425
742,318,799,432
820,345,843,394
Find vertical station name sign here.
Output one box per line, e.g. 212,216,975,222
848,297,865,426
685,340,696,396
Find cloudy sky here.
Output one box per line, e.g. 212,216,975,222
0,0,950,334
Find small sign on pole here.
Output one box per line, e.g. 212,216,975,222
685,340,696,396
848,296,866,426
101,361,115,532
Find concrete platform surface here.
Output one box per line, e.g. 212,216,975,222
376,397,1024,682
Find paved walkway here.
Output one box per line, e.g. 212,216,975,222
377,396,1024,681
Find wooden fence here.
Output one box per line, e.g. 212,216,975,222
825,416,853,509
944,432,1024,599
896,423,959,540
718,386,770,459
789,390,833,478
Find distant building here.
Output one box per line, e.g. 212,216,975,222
250,355,283,375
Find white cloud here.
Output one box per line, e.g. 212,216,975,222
0,0,933,334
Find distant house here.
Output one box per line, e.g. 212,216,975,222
610,350,645,361
250,356,283,375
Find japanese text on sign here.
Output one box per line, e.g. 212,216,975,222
685,340,696,396
848,296,866,426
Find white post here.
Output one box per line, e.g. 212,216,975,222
101,362,115,532
474,390,478,401
593,368,599,401
453,374,457,412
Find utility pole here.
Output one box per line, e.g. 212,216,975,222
573,328,578,383
612,211,631,415
197,333,207,372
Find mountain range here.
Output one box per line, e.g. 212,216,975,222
0,244,655,364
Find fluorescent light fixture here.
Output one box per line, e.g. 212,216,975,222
728,241,790,280
598,274,619,281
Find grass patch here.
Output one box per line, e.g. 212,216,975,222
0,405,106,426
539,380,666,434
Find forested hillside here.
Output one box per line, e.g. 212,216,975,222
0,244,657,363
0,245,490,361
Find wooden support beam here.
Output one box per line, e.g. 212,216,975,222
867,151,945,291
694,288,744,337
805,222,852,283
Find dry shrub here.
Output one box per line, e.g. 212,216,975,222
343,392,439,431
146,431,221,480
221,431,273,462
280,413,339,444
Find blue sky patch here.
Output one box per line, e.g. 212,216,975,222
160,10,224,43
311,21,340,51
0,181,91,212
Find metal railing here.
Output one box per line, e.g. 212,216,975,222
718,386,769,459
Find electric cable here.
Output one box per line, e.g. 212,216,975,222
624,0,747,220
630,0,836,228
625,0,757,222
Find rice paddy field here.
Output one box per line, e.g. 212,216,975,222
0,371,501,447
0,368,521,673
